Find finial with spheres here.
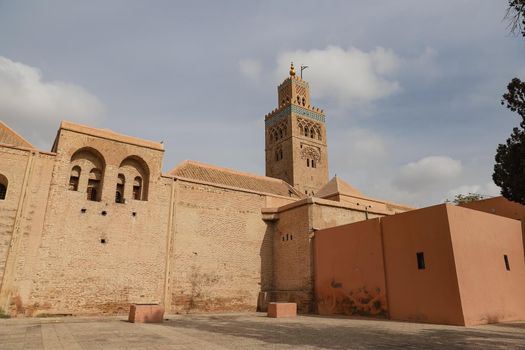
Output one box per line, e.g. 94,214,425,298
289,62,296,77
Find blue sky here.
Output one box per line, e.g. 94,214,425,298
1,1,524,206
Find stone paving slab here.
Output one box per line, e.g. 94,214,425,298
0,313,524,349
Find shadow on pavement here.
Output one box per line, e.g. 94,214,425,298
154,314,525,350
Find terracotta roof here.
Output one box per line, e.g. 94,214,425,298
169,160,302,198
0,121,34,149
316,176,363,198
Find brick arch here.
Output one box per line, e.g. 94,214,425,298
118,155,150,201
70,147,106,201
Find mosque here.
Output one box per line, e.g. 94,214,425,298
0,64,524,326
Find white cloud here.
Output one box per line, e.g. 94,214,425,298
333,128,387,166
274,46,401,107
393,156,462,192
238,59,262,81
0,56,104,147
447,182,500,199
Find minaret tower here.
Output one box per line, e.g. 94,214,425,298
264,63,329,195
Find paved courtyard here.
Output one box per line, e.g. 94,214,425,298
0,313,524,349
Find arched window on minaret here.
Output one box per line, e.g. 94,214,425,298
310,128,315,138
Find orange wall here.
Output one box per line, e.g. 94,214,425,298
314,218,387,317
447,205,525,326
382,204,465,325
460,196,525,221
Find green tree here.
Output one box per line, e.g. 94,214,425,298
446,193,485,205
493,1,525,204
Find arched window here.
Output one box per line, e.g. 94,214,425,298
296,96,301,104
70,147,106,201
279,129,283,139
311,159,316,168
115,173,125,203
0,174,7,200
279,149,283,160
87,169,102,201
310,128,315,138
307,159,310,167
304,128,309,137
118,156,150,201
133,177,142,200
69,166,81,191
302,97,306,106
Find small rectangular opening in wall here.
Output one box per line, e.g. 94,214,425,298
504,254,510,271
416,252,425,270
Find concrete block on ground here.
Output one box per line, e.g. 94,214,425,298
267,302,297,318
128,304,164,323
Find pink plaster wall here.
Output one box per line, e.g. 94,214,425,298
447,205,525,326
314,218,387,317
380,204,465,325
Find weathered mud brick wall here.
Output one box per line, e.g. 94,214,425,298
272,203,312,312
19,124,170,316
170,179,271,313
0,147,55,315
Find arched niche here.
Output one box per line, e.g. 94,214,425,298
70,147,106,201
118,156,150,201
0,173,8,200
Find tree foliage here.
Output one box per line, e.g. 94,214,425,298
505,0,525,37
493,1,525,204
446,193,485,205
